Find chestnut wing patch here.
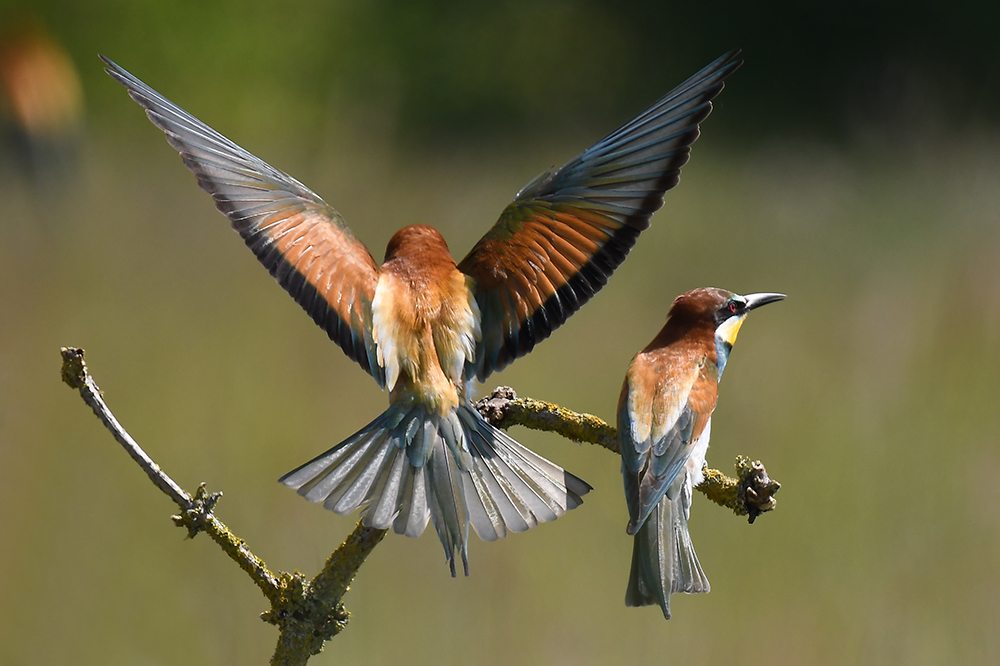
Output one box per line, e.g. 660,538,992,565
459,50,742,382
102,56,384,385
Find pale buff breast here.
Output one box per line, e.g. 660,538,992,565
371,268,480,413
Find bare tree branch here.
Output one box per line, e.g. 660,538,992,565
60,347,381,666
61,347,780,664
61,346,191,507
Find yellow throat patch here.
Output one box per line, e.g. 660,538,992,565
716,314,746,347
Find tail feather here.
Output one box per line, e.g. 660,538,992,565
464,422,548,527
327,431,394,513
300,420,391,505
624,474,708,619
625,512,665,613
404,411,431,466
440,411,473,470
486,428,587,516
460,407,591,520
279,401,591,576
367,445,407,526
461,470,506,541
426,441,471,576
281,411,389,495
672,479,709,594
396,464,431,537
462,432,533,536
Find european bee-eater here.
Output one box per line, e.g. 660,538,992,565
620,288,784,617
102,51,741,577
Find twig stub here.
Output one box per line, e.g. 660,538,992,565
60,346,87,389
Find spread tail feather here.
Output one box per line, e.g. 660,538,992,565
624,477,709,619
279,402,591,576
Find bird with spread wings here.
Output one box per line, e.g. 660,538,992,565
102,50,741,576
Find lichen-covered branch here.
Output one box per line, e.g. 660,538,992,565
184,487,284,601
697,456,780,523
59,347,381,666
264,523,386,664
61,347,283,600
475,386,619,453
475,386,780,521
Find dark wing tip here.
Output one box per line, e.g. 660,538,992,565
100,54,134,86
710,48,744,77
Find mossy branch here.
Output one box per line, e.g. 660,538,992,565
61,347,779,665
474,386,780,523
475,385,620,452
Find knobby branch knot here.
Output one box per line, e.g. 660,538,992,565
737,456,780,524
171,483,223,538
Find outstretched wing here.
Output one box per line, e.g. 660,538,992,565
102,57,385,386
458,50,741,382
619,354,716,532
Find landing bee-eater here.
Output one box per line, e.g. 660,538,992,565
620,288,784,617
102,50,741,577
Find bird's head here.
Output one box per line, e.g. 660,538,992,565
709,290,785,347
384,224,452,264
667,287,785,376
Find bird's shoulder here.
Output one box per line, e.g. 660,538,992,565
626,338,718,421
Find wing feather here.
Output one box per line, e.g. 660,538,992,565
101,56,385,385
460,50,741,381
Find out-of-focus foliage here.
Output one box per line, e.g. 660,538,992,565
0,22,82,137
2,2,1000,665
6,0,1000,143
0,18,83,186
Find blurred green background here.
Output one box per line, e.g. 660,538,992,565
3,1,1000,664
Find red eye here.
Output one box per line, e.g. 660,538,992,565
729,302,738,313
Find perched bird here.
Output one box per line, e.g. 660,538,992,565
101,50,741,577
619,288,784,617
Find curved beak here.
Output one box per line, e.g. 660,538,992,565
743,292,786,311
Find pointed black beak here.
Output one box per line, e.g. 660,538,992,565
743,292,786,311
